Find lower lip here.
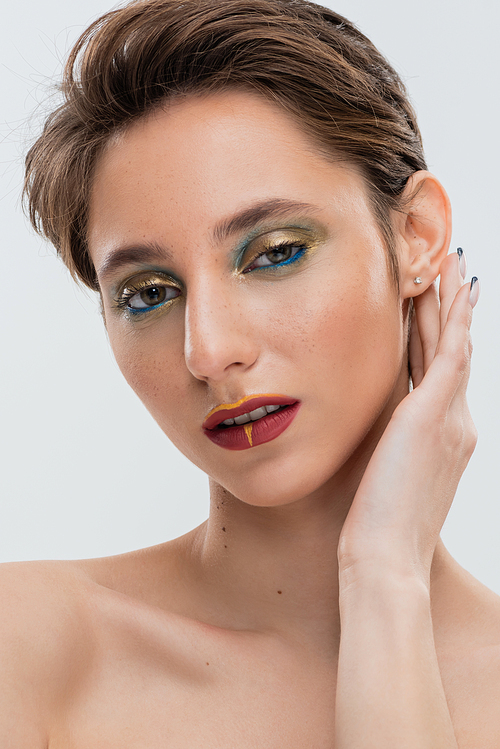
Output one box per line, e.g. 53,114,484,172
203,402,301,451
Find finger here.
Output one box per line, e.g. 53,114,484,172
433,280,476,461
412,281,440,374
418,281,473,409
448,280,479,404
438,251,465,332
408,312,424,388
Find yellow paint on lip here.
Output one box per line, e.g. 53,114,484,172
243,423,253,447
205,393,285,419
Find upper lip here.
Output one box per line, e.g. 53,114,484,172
202,394,299,430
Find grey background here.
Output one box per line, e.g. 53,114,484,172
1,1,499,590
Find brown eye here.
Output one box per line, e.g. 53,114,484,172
126,284,179,311
140,286,167,306
264,247,294,264
245,242,306,271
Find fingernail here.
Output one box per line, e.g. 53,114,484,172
469,276,480,308
457,247,467,279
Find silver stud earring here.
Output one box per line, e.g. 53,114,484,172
413,277,423,285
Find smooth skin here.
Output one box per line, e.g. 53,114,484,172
2,90,500,748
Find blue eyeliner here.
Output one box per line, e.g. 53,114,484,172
232,221,318,272
116,222,323,316
115,273,181,315
127,301,166,315
271,246,306,268
244,244,307,272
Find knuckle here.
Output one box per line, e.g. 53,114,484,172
464,422,478,459
445,415,477,460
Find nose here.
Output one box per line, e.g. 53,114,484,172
184,282,260,383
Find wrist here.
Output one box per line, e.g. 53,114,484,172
338,549,431,598
338,563,432,630
338,533,433,590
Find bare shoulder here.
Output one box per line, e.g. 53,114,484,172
0,560,96,748
434,555,500,748
0,540,201,749
445,631,500,748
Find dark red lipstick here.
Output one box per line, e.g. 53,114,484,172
203,394,300,450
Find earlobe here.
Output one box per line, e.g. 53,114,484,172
398,171,452,299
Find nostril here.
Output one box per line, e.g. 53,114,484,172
184,339,258,382
183,287,262,381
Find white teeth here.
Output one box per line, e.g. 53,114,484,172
234,413,251,425
249,406,268,421
222,404,284,427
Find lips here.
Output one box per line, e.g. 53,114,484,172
203,394,300,451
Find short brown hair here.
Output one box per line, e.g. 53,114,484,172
24,0,426,290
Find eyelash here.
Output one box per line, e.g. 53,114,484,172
114,279,180,315
242,240,308,273
115,240,309,315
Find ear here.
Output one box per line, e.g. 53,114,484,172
397,171,452,300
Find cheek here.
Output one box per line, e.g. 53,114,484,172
267,264,402,375
333,281,402,374
318,281,405,453
278,268,404,433
109,323,188,425
115,346,202,460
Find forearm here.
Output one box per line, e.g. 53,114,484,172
335,566,457,748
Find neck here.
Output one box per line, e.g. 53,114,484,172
185,366,430,649
187,399,400,650
200,481,345,644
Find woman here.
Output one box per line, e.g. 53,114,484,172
2,0,499,745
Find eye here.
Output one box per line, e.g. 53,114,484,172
115,275,181,314
243,241,307,272
128,284,178,310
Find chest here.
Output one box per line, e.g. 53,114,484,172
49,638,336,749
47,626,500,749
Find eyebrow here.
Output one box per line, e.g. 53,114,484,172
97,241,173,283
212,198,317,244
97,198,317,282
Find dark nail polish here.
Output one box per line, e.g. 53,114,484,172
469,276,480,308
457,247,466,279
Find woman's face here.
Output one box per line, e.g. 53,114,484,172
88,90,408,507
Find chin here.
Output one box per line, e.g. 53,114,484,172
203,435,362,509
220,474,324,508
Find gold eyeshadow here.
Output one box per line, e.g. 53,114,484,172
109,221,327,319
112,271,182,317
236,225,325,275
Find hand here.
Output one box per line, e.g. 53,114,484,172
338,252,478,583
